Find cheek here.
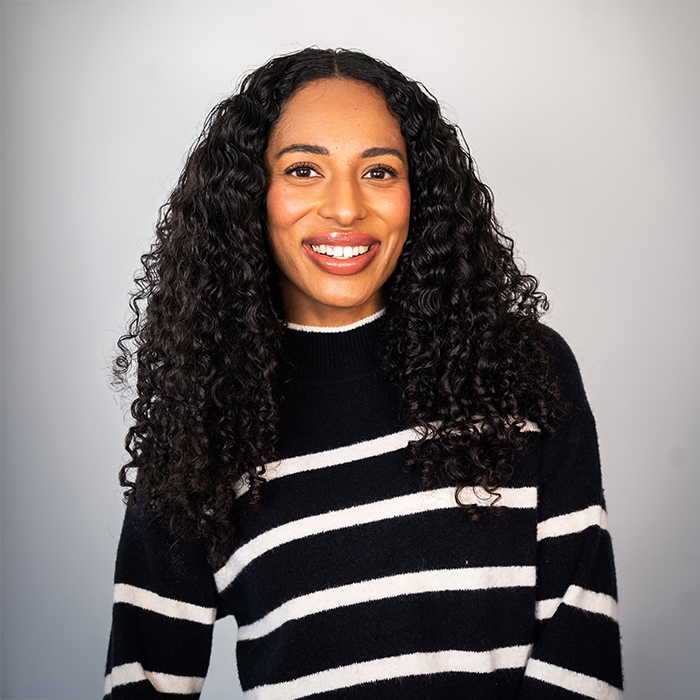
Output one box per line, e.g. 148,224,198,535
266,184,311,233
266,186,311,278
382,188,411,240
266,186,291,232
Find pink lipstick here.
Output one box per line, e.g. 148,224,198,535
304,232,379,276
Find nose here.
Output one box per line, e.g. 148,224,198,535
317,175,367,226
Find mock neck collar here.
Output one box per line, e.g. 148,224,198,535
282,309,385,379
284,308,385,334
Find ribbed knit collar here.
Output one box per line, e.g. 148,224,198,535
282,309,385,378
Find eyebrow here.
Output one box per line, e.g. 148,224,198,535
360,147,406,164
274,143,406,164
274,144,329,159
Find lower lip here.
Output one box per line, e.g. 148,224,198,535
304,245,379,276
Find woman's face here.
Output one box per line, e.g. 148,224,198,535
265,78,410,326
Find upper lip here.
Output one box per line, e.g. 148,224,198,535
304,232,379,247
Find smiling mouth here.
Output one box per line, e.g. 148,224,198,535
309,244,371,260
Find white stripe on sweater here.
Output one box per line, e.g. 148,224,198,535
537,505,608,541
235,428,423,496
535,585,618,621
267,424,540,481
237,422,539,495
243,645,533,700
264,428,421,482
113,583,217,625
239,566,537,641
104,662,205,696
524,658,622,699
215,486,537,592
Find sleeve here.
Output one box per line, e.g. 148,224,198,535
518,330,623,699
103,503,218,699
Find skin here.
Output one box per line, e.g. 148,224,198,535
265,78,411,327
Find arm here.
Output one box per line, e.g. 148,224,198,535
519,331,623,699
104,503,217,699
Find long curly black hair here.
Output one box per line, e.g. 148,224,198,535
115,47,563,566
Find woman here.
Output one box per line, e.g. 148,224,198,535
105,48,622,699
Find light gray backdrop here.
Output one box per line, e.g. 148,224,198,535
1,0,698,698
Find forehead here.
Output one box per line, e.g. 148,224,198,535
268,78,405,151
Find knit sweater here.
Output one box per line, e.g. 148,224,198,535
104,311,623,699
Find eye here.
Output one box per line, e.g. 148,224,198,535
363,164,398,180
284,163,320,178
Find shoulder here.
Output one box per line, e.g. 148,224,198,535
539,326,580,385
539,325,590,417
533,327,609,522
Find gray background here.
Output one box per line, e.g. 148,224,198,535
1,0,698,698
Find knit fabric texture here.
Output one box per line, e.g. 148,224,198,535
104,315,623,699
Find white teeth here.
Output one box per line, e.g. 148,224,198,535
310,244,370,259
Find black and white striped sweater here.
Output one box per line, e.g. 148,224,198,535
104,311,622,699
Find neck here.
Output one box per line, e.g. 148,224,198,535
280,283,386,328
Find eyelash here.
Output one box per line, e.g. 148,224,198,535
283,162,399,179
364,163,398,179
284,162,319,177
